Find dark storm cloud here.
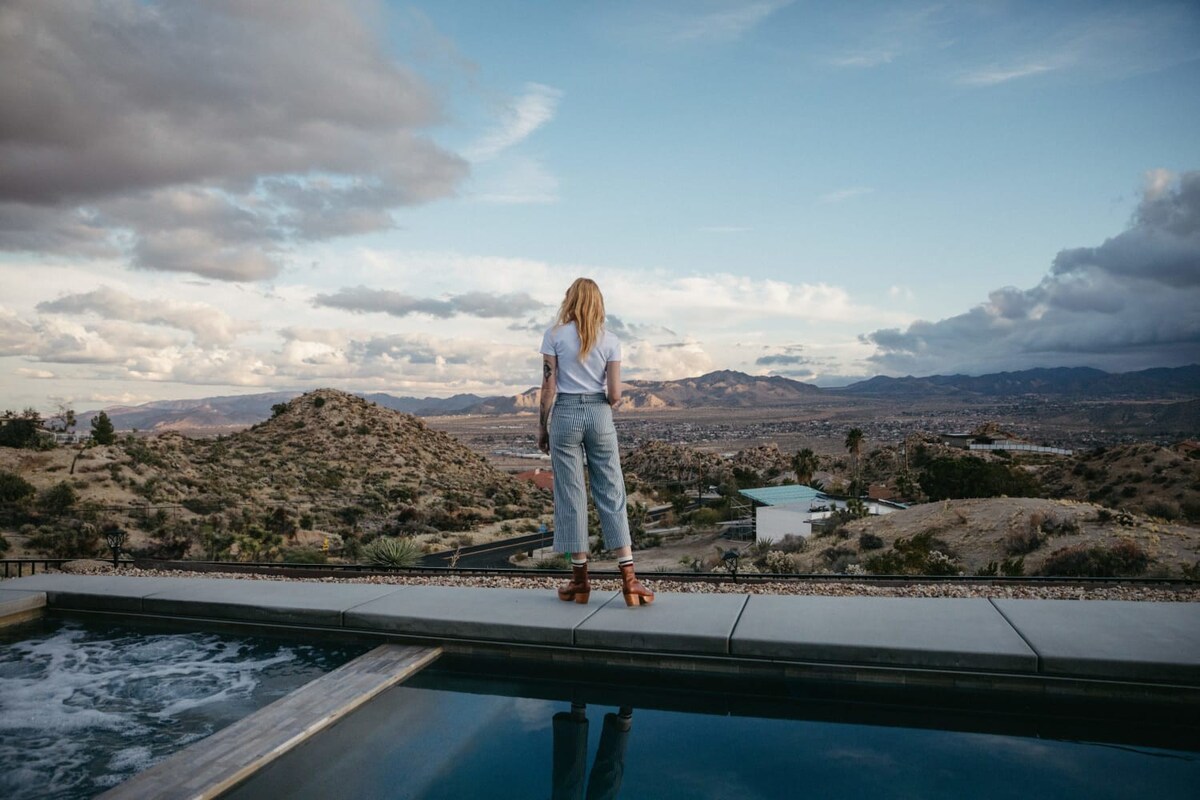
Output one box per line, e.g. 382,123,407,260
755,354,810,366
314,286,546,319
0,0,467,280
864,171,1200,375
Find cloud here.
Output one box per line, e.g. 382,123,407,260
819,187,875,204
0,0,466,280
828,50,896,68
36,286,256,346
863,170,1200,375
671,1,794,44
465,83,563,162
955,3,1200,87
755,353,809,366
957,60,1060,87
472,156,560,205
313,286,547,319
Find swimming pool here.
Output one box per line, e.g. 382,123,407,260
0,618,368,800
226,656,1200,799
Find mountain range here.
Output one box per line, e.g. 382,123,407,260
71,364,1200,432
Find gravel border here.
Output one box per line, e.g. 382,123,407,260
34,564,1200,602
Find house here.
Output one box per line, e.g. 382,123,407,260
737,485,903,544
514,468,554,491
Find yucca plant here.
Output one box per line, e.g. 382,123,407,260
363,535,422,569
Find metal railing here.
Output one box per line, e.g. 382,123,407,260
1,559,74,578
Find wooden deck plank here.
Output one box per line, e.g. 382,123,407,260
98,643,441,800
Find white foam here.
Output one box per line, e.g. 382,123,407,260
0,620,339,800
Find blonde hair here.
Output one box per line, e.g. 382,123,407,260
557,278,606,359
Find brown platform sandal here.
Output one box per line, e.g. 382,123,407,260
557,561,591,604
619,561,655,607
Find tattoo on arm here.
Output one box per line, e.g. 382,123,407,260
543,361,552,381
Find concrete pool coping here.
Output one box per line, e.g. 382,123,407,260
3,573,1198,693
95,643,441,800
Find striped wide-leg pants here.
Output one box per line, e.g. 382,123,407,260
549,393,631,554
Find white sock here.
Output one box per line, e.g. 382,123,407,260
617,555,633,567
571,558,587,567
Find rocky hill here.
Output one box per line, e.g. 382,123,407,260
1036,442,1200,523
777,497,1200,579
3,390,550,560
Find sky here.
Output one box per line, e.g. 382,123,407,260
2,0,1199,412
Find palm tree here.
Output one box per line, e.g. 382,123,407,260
844,428,864,493
791,448,819,486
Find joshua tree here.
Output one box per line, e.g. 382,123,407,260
844,428,864,493
791,448,819,486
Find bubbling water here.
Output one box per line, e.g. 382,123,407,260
0,619,363,800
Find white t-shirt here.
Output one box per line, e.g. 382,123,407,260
540,322,622,395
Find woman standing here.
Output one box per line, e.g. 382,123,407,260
538,278,654,607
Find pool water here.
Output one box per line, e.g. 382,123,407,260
0,618,368,800
228,661,1200,800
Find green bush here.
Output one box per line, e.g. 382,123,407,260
0,471,36,504
533,554,570,570
775,534,808,553
362,536,421,568
283,547,328,564
38,481,78,516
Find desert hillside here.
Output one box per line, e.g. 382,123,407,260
1,390,550,560
759,497,1200,578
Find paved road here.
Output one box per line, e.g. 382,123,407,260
420,532,554,569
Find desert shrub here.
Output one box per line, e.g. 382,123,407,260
863,530,960,576
283,547,328,564
313,396,326,408
1040,539,1149,577
919,456,1040,500
1041,513,1080,535
533,553,570,570
762,551,799,574
1144,500,1180,521
0,533,7,554
1003,527,1042,556
923,550,959,576
28,523,101,558
0,471,36,505
1181,501,1200,524
140,524,193,559
37,481,78,516
182,495,233,515
1181,561,1200,581
858,532,884,550
821,545,855,565
362,536,422,568
689,507,723,527
976,557,1025,577
124,439,165,468
775,534,808,553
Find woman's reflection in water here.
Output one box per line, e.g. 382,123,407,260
552,703,633,800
